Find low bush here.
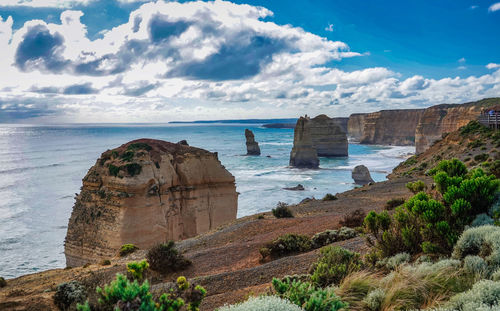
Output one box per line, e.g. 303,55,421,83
446,280,500,311
100,259,111,266
453,225,500,270
471,213,495,227
127,260,149,281
406,180,427,194
124,163,142,176
385,198,405,210
384,252,411,270
474,153,489,162
216,296,303,311
260,234,312,260
335,270,378,309
309,246,362,287
0,277,6,288
54,280,87,311
146,241,191,274
272,202,294,218
339,209,366,228
78,275,206,311
108,164,120,177
119,244,138,256
120,150,135,162
468,140,485,149
322,193,338,201
311,227,358,248
460,121,491,136
489,160,500,178
272,277,347,311
363,288,385,311
127,142,152,151
463,255,489,280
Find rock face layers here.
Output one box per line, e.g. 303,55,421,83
309,115,348,156
347,113,366,141
289,117,319,168
415,98,500,153
245,129,261,155
359,109,425,145
65,139,238,267
352,165,374,185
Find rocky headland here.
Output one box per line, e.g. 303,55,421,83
64,139,238,267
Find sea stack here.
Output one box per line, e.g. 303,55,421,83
64,139,238,266
309,114,348,156
245,129,261,155
289,116,319,168
352,165,374,185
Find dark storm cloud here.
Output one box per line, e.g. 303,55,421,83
148,15,191,42
171,34,289,81
14,24,68,72
63,83,97,94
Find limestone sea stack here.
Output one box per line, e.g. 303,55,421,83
309,114,348,156
352,165,374,185
245,129,261,155
289,117,319,168
65,139,238,266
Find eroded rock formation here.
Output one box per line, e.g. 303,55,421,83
245,129,261,155
289,117,319,168
65,139,238,266
415,98,500,153
309,115,348,156
359,109,425,145
352,165,374,185
347,113,366,141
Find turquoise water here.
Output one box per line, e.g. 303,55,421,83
0,124,413,278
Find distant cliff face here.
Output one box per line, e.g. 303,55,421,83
415,98,500,153
347,114,366,141
359,109,425,146
65,139,237,266
309,115,348,156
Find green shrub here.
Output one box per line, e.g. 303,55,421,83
146,241,191,274
127,260,149,281
363,288,385,311
78,275,206,311
406,180,427,194
429,158,468,178
120,150,135,162
0,277,6,288
128,142,152,151
100,259,111,266
109,164,120,177
475,153,489,162
489,160,500,178
54,280,87,311
119,244,138,256
339,209,365,228
309,246,362,286
460,120,491,136
272,277,347,311
322,193,337,201
446,280,500,311
260,233,312,260
385,252,411,270
468,140,485,149
124,163,142,176
216,296,304,311
385,198,405,210
272,202,294,218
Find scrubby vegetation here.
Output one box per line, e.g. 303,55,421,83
0,276,6,288
54,280,87,311
272,202,294,218
260,233,312,260
406,180,426,194
127,260,149,281
217,296,304,311
322,193,338,201
384,197,405,210
339,208,365,228
119,244,138,257
146,241,191,274
311,227,357,249
309,246,362,287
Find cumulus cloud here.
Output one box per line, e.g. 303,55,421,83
487,63,500,69
489,2,500,12
0,0,500,122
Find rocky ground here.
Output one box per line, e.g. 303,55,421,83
0,175,419,310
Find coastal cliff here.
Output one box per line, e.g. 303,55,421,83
289,117,319,168
309,115,348,156
359,109,425,145
64,139,237,267
347,113,366,141
415,98,500,153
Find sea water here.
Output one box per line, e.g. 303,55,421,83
0,124,413,278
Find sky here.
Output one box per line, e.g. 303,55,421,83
0,0,499,123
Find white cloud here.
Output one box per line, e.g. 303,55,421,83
457,66,467,70
470,5,479,9
325,23,334,32
489,2,500,12
487,63,500,69
1,0,500,123
458,57,466,63
0,0,95,8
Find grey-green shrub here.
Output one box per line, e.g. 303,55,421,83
453,225,500,269
363,288,385,311
492,268,500,281
311,227,357,248
471,213,495,227
53,280,87,311
464,255,489,279
309,246,362,286
447,280,500,311
216,296,303,311
386,252,411,270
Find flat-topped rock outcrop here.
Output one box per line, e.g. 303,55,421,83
289,117,319,168
64,139,237,266
245,129,261,155
309,115,348,156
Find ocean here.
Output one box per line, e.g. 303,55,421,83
0,124,413,278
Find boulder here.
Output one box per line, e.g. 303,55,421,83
177,140,189,146
283,184,305,191
289,117,319,168
352,165,374,185
309,114,348,156
64,139,238,266
245,129,261,155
